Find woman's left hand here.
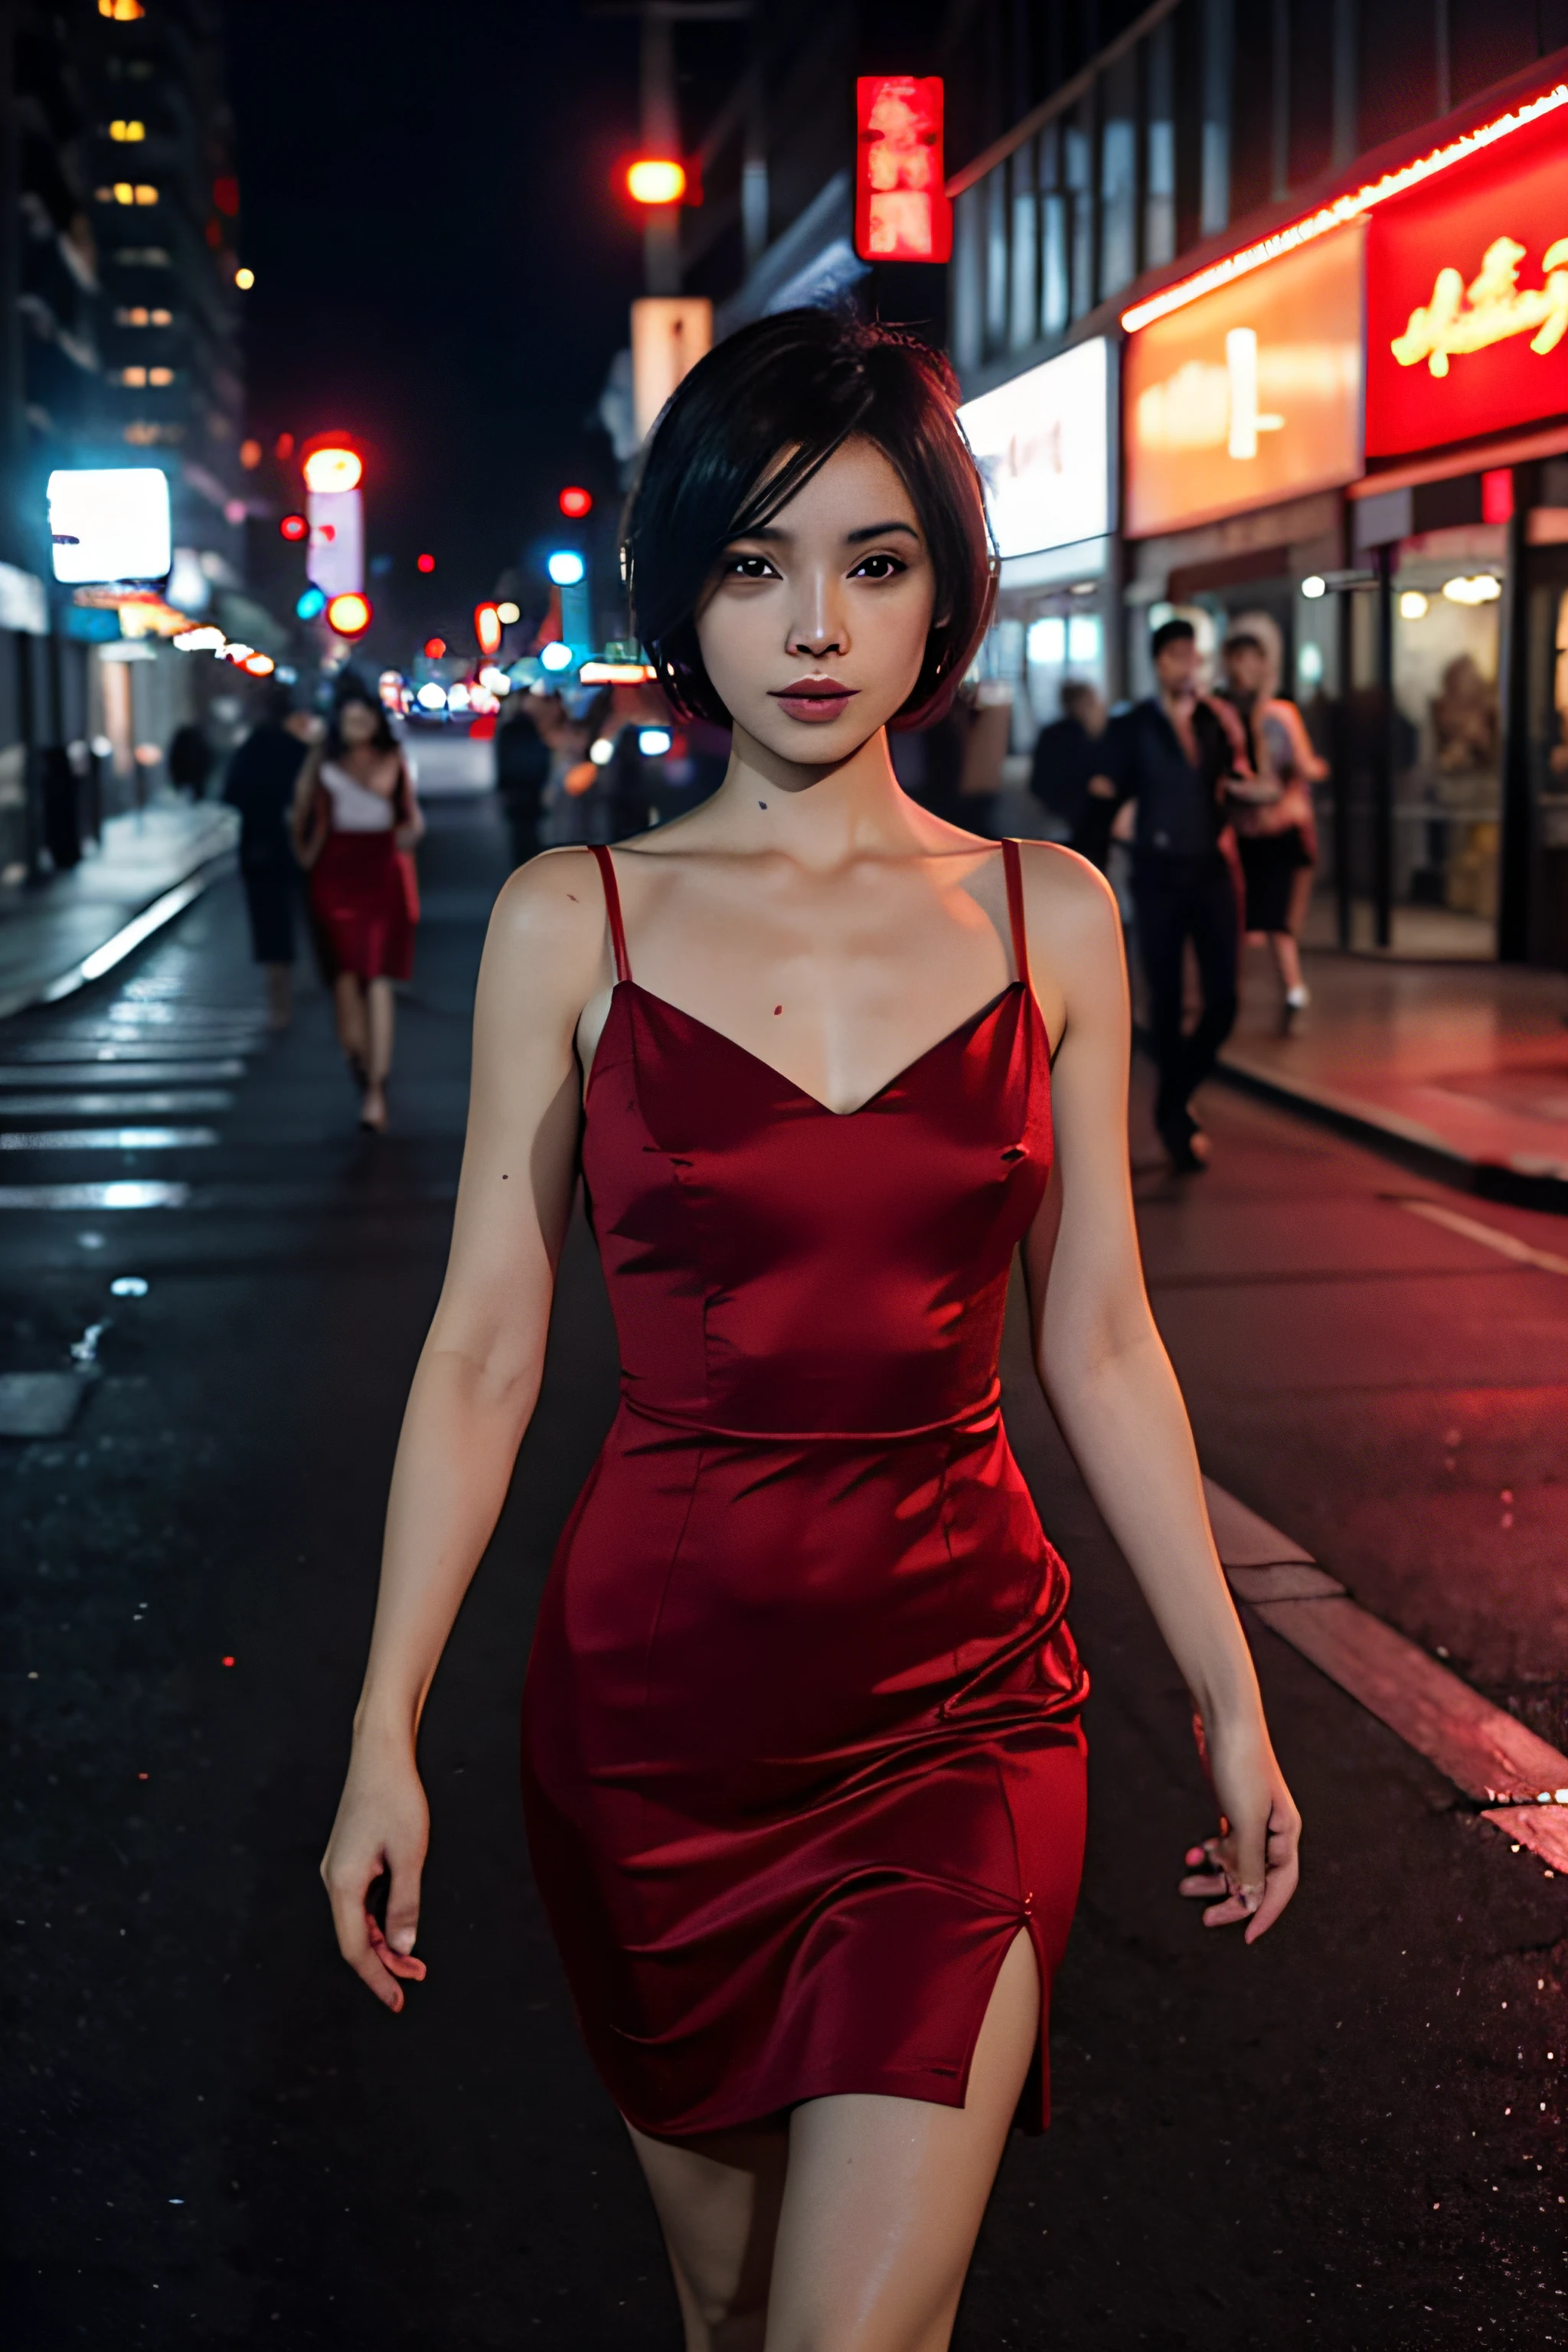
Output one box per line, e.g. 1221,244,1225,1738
1178,1714,1301,1943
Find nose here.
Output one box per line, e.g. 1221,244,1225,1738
787,567,846,661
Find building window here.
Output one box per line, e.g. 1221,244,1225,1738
100,1,146,18
114,306,172,327
109,120,146,142
149,367,172,387
119,365,147,386
124,422,184,446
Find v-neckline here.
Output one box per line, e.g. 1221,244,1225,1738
594,978,1028,1121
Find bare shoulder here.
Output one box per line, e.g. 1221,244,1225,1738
480,847,610,1001
1014,837,1121,942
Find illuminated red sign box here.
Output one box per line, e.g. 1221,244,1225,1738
1367,105,1568,458
855,77,952,264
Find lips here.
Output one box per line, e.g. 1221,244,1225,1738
769,678,858,725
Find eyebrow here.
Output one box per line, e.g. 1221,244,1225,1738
729,518,923,546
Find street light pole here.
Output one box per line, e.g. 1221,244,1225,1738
641,7,680,296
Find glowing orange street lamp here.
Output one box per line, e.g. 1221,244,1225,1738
325,591,372,639
627,157,686,206
302,442,364,494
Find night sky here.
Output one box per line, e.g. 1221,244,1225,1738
221,0,649,648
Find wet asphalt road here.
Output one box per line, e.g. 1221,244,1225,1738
2,792,1565,2349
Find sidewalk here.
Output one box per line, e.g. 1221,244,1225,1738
1217,946,1568,1210
0,797,239,1022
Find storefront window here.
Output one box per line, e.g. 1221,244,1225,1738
1390,524,1506,954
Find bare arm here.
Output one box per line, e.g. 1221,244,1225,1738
1019,846,1300,1939
321,851,608,2006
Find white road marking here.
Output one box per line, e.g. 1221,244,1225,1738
1399,1196,1568,1277
0,1127,218,1150
1206,1479,1568,1865
0,1181,190,1208
0,1092,234,1117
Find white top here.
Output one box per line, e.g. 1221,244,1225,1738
321,758,397,834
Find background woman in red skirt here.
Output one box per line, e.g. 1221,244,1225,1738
292,690,424,1131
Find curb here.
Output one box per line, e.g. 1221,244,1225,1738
1211,1051,1568,1217
0,848,236,1027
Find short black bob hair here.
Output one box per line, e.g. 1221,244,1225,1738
622,309,996,730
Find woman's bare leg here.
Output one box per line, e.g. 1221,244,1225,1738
360,977,396,1129
1266,929,1302,995
763,1929,1040,2351
332,972,368,1066
626,2119,788,2352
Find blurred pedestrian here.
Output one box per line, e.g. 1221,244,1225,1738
494,696,551,867
540,688,614,846
1216,629,1328,1033
223,683,316,1031
167,717,213,800
292,691,424,1134
1103,616,1249,1171
1029,680,1119,868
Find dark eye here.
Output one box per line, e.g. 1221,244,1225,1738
851,551,907,581
724,554,776,580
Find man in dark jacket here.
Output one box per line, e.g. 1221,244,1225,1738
1102,617,1247,1171
223,684,312,1029
1029,680,1117,868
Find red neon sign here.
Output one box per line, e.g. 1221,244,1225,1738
1366,105,1568,458
855,77,951,265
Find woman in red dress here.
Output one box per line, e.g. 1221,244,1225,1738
292,690,423,1132
322,314,1300,2347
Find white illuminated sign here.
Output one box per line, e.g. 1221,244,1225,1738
958,339,1110,560
47,468,172,584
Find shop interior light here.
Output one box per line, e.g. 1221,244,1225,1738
173,625,225,652
479,665,512,695
638,727,672,756
423,635,446,659
589,737,614,766
415,681,447,711
1400,590,1430,619
547,548,586,585
1442,573,1502,604
234,266,254,291
1121,80,1568,334
497,599,521,624
540,641,574,672
580,658,657,684
447,682,472,713
1301,575,1327,599
243,653,276,676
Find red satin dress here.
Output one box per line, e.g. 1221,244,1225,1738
521,839,1088,2140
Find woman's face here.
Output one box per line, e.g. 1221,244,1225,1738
694,436,936,766
338,700,379,747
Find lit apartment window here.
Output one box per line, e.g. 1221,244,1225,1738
134,185,158,205
100,2,146,19
116,306,148,325
152,308,171,325
109,120,146,142
119,366,147,387
149,367,172,387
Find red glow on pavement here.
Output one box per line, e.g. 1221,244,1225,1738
416,552,436,573
559,485,593,518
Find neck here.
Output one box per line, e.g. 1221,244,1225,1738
707,720,923,864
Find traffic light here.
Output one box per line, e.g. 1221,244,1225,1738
474,603,502,657
325,591,372,639
559,485,593,518
279,512,307,541
302,440,363,494
627,158,686,205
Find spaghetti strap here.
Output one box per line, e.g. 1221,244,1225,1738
1001,838,1031,993
588,844,631,984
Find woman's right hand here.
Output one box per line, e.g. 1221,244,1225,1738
321,1734,430,2011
